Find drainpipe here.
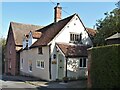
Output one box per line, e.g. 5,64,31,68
65,57,68,77
49,44,51,79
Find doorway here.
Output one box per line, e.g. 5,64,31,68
58,54,64,80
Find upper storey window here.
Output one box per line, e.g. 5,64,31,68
70,33,82,43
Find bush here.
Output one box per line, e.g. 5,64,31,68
90,44,120,88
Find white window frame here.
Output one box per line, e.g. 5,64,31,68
40,61,44,69
36,60,45,69
28,60,32,72
36,60,41,68
79,58,87,68
70,32,82,43
21,59,24,69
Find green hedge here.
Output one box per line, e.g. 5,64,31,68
90,44,120,88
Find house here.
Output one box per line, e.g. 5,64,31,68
105,32,120,45
5,21,43,75
5,3,96,81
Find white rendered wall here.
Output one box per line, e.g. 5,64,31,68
20,46,50,81
50,15,92,81
54,15,92,46
28,32,38,47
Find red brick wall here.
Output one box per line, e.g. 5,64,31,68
5,27,18,75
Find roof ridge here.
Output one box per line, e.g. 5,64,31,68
10,21,43,27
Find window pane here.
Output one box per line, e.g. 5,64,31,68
83,58,86,67
80,58,82,67
76,35,79,41
38,47,42,54
29,60,32,71
70,34,72,41
37,61,40,67
41,61,44,68
73,34,74,41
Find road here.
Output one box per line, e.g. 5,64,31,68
0,75,38,90
0,75,87,89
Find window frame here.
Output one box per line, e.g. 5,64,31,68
21,59,24,69
70,32,82,43
79,58,87,68
36,60,41,68
40,61,45,69
28,60,32,72
38,47,43,54
36,60,45,69
9,59,11,69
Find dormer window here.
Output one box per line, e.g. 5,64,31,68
70,33,82,43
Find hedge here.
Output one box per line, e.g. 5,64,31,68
90,44,120,88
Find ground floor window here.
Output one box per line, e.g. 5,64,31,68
41,61,44,69
36,60,44,69
28,60,32,72
79,58,87,68
9,59,11,69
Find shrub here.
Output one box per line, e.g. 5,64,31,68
89,44,120,88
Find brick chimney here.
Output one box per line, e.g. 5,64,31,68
54,3,62,22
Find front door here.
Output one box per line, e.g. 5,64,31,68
58,54,64,80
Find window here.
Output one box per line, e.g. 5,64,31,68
38,47,43,54
21,59,24,69
9,59,11,69
36,60,40,68
36,60,44,69
79,58,87,68
28,60,32,72
9,50,12,54
41,61,44,69
70,33,82,43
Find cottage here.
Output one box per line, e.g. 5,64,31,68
5,3,96,81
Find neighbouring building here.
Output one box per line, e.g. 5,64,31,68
105,32,120,45
5,3,96,81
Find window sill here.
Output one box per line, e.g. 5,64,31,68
29,70,32,72
79,67,87,69
36,66,41,68
40,68,44,69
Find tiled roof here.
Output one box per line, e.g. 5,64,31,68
105,32,120,40
31,14,75,47
86,27,96,36
10,22,43,45
10,14,96,48
56,43,88,58
32,31,42,39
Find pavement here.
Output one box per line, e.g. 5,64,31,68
1,75,87,88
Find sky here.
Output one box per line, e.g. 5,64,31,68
1,2,117,38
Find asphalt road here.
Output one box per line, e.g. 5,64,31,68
0,75,87,89
0,75,38,90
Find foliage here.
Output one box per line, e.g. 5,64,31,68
0,37,6,73
94,8,120,46
90,44,120,88
63,77,68,83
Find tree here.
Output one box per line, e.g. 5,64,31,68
0,37,6,74
93,7,120,46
